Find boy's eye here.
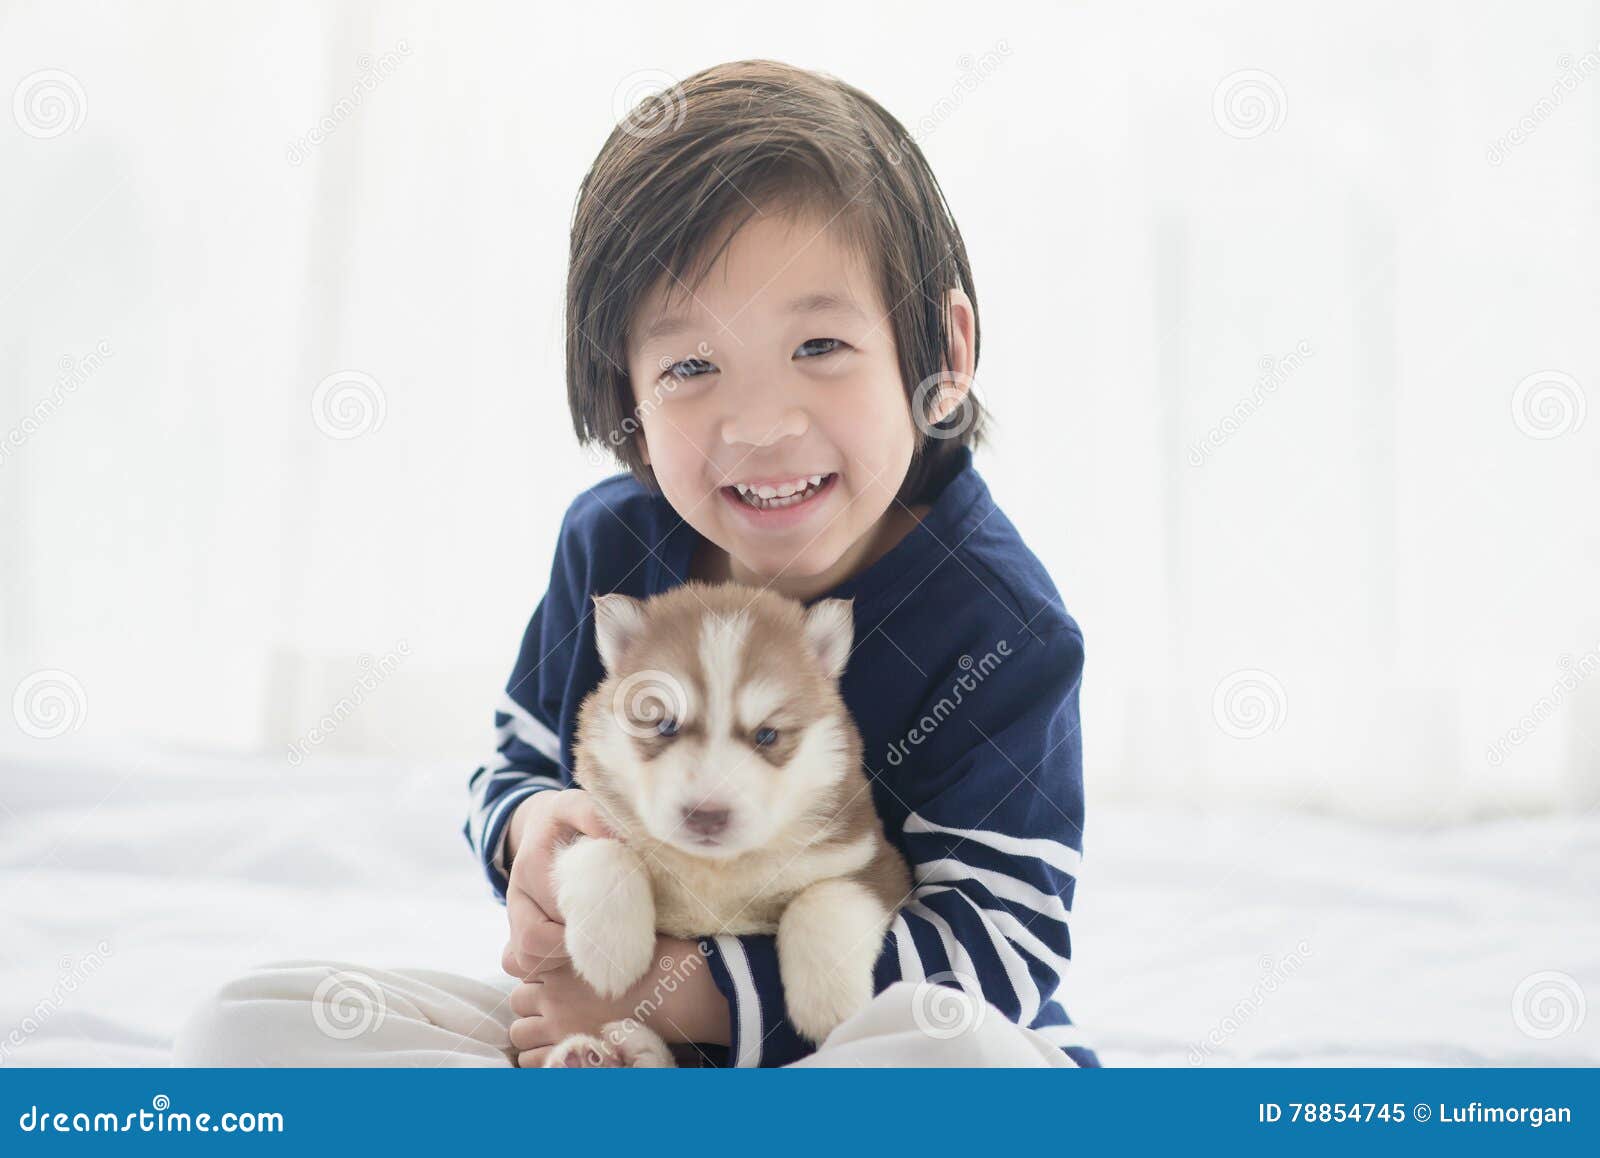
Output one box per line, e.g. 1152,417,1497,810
794,338,844,359
662,357,714,381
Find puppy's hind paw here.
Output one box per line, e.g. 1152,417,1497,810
600,1020,675,1068
544,1034,618,1068
543,1025,676,1069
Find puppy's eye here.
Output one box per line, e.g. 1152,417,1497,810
753,726,778,748
657,717,680,738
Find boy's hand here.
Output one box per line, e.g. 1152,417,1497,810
501,788,615,978
507,957,643,1067
507,936,730,1067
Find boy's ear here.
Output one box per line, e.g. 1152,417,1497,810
591,593,646,672
802,598,855,680
929,286,977,424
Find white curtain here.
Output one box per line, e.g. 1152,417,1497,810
3,0,1597,820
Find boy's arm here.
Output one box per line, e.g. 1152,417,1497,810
463,509,587,902
636,936,733,1047
464,708,563,901
696,626,1095,1067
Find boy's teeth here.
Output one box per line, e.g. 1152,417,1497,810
731,473,831,510
736,476,823,497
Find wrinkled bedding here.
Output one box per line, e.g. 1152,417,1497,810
1,746,1595,1066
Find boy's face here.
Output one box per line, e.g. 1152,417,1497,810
624,208,917,591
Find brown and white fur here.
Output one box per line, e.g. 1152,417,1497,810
543,581,910,1067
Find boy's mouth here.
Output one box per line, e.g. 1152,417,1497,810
720,472,837,514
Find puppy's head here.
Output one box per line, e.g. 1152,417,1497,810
579,581,857,859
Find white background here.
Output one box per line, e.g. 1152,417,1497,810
4,0,1599,824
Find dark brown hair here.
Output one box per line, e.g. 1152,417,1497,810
565,59,984,505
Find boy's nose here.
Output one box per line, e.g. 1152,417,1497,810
681,805,732,836
720,402,807,448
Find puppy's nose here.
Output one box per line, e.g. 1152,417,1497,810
681,806,731,837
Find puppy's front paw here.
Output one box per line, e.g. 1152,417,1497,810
777,879,890,1044
553,837,656,998
783,959,874,1045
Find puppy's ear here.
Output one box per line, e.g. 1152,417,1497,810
802,598,854,680
591,593,646,673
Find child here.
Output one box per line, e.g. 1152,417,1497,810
176,58,1099,1069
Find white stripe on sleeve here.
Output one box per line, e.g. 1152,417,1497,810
916,883,1071,983
906,897,1039,1024
913,858,1072,927
904,812,1082,879
496,693,563,764
470,777,558,851
712,935,763,1068
912,888,1044,1023
890,912,924,982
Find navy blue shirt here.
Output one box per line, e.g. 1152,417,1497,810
464,446,1099,1066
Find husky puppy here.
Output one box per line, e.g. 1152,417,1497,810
544,581,910,1068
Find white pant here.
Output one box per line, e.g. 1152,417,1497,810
172,961,1075,1068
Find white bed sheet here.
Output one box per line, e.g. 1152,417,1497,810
2,746,1596,1067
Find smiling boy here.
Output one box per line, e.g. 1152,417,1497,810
614,210,950,601
175,58,1098,1069
479,60,1100,1067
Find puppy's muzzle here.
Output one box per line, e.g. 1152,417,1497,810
681,805,731,838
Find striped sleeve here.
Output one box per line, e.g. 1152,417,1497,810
462,513,587,902
463,692,566,902
700,626,1098,1067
